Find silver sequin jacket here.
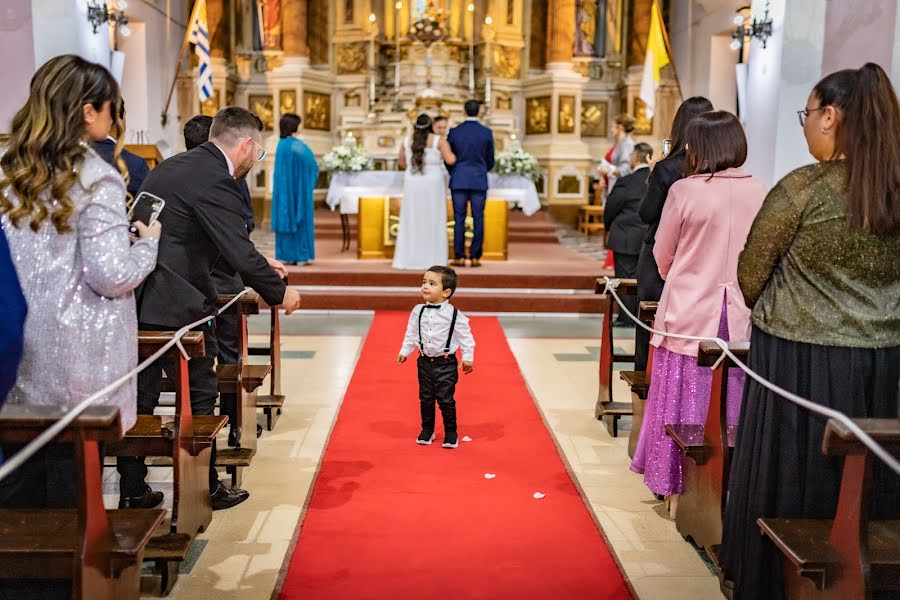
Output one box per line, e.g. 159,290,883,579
1,147,158,433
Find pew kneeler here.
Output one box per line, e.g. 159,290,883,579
594,278,638,435
248,305,285,431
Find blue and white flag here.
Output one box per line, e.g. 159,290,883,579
188,0,213,101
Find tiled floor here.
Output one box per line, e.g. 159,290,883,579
122,312,721,599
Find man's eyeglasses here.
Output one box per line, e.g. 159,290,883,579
797,107,826,127
243,137,267,161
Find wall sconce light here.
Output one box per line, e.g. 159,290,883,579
731,1,772,51
86,1,131,36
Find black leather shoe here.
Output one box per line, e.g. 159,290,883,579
210,482,250,510
228,427,240,447
119,486,164,509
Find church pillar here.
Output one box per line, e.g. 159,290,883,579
545,0,575,66
282,0,309,57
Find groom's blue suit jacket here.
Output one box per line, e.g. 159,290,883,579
447,120,495,191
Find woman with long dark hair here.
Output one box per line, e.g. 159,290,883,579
0,55,160,511
721,63,900,599
629,111,765,512
393,113,457,270
633,96,713,371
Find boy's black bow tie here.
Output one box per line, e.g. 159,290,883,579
424,304,442,309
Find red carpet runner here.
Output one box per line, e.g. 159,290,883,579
279,312,632,599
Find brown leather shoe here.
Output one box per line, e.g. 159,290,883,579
470,259,482,267
450,258,466,267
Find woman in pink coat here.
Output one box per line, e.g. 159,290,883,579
629,111,767,511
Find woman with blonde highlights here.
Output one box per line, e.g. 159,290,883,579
0,55,160,515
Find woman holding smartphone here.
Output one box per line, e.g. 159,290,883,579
0,55,160,515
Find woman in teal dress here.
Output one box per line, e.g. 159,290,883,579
272,113,319,265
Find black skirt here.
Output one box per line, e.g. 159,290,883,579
720,325,900,600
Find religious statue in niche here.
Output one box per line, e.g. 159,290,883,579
249,94,275,130
574,0,597,56
558,96,576,133
260,0,282,49
336,43,367,74
304,92,331,131
280,90,297,116
526,96,551,135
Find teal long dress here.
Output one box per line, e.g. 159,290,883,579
272,136,319,263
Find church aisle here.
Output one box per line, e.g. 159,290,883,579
277,312,632,599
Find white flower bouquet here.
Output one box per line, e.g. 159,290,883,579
321,144,374,173
495,148,542,183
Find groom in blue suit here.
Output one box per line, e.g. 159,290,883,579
447,100,495,267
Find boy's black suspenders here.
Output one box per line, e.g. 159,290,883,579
418,306,459,358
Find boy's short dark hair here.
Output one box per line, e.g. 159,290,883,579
184,114,213,150
433,115,447,124
427,265,457,297
463,100,480,117
633,142,654,164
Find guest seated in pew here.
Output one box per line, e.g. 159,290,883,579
603,142,654,325
721,62,900,600
629,111,765,515
182,114,276,446
0,54,160,504
634,96,713,371
0,231,26,413
117,107,300,511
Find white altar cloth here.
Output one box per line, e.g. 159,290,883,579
325,171,541,216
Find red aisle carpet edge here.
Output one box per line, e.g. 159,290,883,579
277,312,632,600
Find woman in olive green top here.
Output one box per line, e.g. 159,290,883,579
721,63,900,600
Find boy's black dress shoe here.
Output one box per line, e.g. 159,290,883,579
416,430,435,445
210,482,250,510
442,432,459,448
119,485,164,509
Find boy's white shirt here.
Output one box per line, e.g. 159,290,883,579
399,300,475,362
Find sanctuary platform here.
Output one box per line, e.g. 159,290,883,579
252,209,610,314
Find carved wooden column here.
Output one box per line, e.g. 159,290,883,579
545,0,575,65
282,0,308,57
207,0,229,59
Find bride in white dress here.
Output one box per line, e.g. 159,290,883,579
392,113,457,270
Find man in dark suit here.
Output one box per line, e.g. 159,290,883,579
447,100,495,267
604,142,653,326
183,115,267,446
92,100,150,198
117,107,301,511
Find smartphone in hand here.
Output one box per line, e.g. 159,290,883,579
127,191,165,236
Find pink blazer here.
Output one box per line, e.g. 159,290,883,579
650,168,767,356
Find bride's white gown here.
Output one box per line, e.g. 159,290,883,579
392,136,448,270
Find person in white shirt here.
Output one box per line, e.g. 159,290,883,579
398,266,475,448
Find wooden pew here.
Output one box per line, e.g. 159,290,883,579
0,405,164,599
248,303,285,431
665,340,749,564
107,331,227,595
758,418,900,599
594,278,637,437
620,300,657,456
215,292,271,489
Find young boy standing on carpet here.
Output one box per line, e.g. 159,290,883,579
398,266,475,448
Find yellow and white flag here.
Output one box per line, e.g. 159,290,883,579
639,1,670,119
188,0,213,101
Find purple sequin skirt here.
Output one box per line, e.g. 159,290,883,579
629,296,745,496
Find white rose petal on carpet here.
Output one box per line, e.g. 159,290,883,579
484,473,496,479
462,436,472,442
532,492,545,499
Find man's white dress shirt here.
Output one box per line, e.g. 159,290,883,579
400,301,475,361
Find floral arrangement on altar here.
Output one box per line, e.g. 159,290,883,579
408,2,447,47
495,148,542,183
321,143,373,173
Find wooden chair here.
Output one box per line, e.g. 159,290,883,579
249,302,285,431
107,331,227,595
594,278,637,436
0,405,164,600
665,340,749,565
758,418,900,599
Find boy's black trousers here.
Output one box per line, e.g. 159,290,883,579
417,354,458,434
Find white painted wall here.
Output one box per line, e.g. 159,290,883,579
32,0,112,69
0,0,36,131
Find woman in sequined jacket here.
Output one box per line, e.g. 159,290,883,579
721,63,900,600
0,55,160,510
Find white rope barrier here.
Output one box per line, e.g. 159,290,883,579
602,276,900,476
0,288,255,483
